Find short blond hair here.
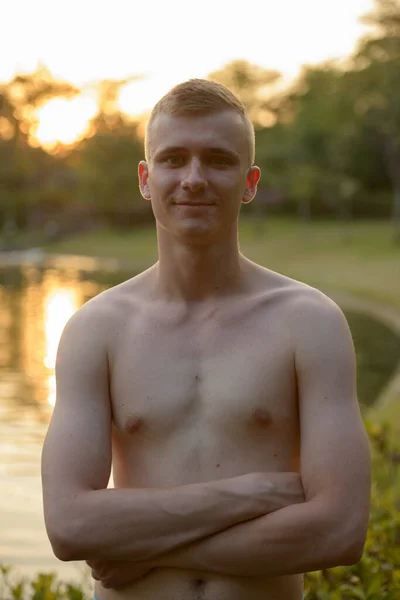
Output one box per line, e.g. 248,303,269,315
145,79,255,167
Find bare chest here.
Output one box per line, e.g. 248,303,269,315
110,309,297,442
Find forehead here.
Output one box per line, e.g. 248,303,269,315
148,110,249,159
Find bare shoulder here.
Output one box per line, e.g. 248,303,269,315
283,278,347,327
268,269,354,357
59,267,153,348
252,263,351,339
253,267,357,387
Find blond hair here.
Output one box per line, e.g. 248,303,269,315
145,79,255,167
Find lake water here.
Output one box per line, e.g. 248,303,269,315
1,259,398,583
0,260,125,582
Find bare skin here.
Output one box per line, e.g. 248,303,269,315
42,109,371,600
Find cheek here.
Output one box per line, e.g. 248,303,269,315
211,170,247,190
149,172,177,195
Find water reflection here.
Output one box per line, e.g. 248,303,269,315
0,263,124,573
0,264,125,472
44,288,80,405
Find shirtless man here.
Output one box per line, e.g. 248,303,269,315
41,79,371,600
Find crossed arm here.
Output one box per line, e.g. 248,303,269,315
42,291,371,581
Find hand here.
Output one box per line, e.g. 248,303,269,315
86,559,153,589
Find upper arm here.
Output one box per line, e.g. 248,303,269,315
294,291,371,544
41,301,112,533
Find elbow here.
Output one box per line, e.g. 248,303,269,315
312,536,364,572
52,541,75,563
46,512,86,562
329,524,367,567
322,501,369,567
47,527,76,562
44,491,98,561
339,535,366,566
339,512,369,566
314,510,368,569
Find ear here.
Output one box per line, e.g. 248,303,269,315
138,161,151,200
242,166,261,204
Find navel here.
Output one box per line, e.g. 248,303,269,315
192,578,205,590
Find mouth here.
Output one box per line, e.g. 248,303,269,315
175,201,216,207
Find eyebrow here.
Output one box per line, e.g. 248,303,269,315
154,146,240,161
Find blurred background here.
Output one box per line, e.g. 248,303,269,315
0,0,399,595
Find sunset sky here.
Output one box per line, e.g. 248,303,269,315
2,0,376,146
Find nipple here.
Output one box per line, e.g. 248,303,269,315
126,416,143,435
252,408,272,427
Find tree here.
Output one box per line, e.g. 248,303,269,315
261,65,364,223
5,64,79,146
69,76,151,228
0,66,79,231
355,0,400,241
208,60,281,126
85,75,142,133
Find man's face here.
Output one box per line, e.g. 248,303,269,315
138,110,260,243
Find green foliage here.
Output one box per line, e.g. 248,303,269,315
209,59,281,126
0,566,92,600
73,122,149,227
305,421,400,599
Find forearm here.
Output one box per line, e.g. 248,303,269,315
155,498,358,577
49,472,279,562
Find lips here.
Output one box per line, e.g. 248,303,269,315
175,200,216,206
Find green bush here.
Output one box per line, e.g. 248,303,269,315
305,421,400,599
1,422,399,600
0,566,92,600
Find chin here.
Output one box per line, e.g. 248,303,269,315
175,224,220,244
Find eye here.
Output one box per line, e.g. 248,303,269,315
210,156,232,166
166,156,184,166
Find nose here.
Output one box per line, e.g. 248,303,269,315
181,158,207,192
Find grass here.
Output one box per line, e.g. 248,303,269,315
47,225,158,269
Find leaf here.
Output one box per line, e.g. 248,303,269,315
366,573,383,597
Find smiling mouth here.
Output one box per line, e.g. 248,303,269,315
176,202,215,206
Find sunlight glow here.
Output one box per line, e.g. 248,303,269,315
118,77,176,119
3,0,375,149
34,95,97,148
44,289,79,406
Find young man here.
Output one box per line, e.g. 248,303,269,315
41,79,371,600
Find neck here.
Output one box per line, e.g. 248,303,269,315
153,228,247,302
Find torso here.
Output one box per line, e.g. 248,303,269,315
97,261,305,600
